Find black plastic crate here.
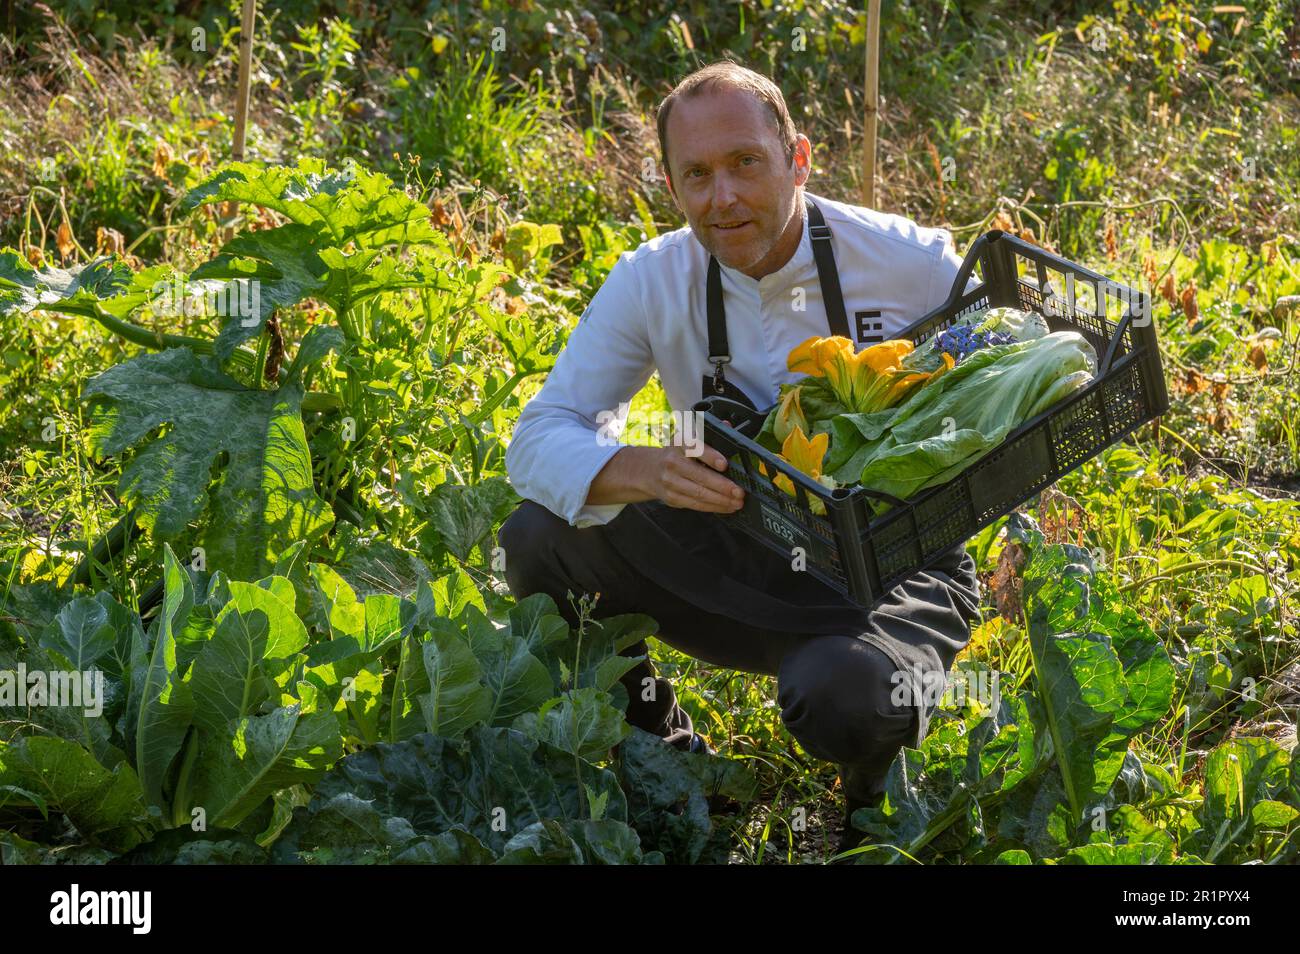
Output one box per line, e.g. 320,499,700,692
693,229,1169,609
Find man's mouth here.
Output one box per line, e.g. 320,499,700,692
713,221,751,232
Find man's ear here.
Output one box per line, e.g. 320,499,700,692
791,135,812,187
665,170,679,210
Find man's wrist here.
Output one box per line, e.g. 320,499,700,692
614,445,659,501
635,444,671,499
588,445,660,505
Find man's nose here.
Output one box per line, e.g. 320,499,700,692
711,171,739,210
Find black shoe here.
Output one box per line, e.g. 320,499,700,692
675,731,714,756
610,729,714,761
686,738,717,759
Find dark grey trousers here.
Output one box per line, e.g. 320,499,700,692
496,498,980,804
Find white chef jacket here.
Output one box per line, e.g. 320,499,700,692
505,189,976,528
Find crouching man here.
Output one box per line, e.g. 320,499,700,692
497,59,982,853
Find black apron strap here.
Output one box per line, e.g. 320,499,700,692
805,197,851,340
703,255,751,405
702,195,850,408
704,255,760,409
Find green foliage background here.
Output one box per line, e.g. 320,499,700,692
0,0,1297,864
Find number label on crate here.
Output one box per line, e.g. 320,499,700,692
759,504,806,551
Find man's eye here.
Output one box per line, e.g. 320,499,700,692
741,156,758,166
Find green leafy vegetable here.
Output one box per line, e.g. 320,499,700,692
827,332,1096,501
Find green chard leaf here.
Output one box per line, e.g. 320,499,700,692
187,682,343,830
0,735,150,853
1015,515,1175,826
511,687,631,761
134,545,197,810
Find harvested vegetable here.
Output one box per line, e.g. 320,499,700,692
755,317,1097,513
845,332,1096,505
760,335,954,507
903,306,1049,372
771,384,809,444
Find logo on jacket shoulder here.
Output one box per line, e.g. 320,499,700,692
854,309,884,343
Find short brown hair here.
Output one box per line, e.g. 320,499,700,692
656,58,799,179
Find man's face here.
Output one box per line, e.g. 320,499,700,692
665,85,810,277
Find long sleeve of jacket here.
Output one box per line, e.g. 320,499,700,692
504,254,656,527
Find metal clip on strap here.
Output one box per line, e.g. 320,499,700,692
711,355,730,392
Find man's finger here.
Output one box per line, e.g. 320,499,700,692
680,460,744,504
693,443,729,472
669,440,726,473
665,469,742,512
675,473,738,510
671,452,740,493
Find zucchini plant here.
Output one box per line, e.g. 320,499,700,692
0,159,554,591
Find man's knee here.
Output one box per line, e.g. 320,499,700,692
497,499,565,598
925,544,982,624
776,636,917,766
497,498,634,623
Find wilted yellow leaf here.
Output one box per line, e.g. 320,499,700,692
95,227,125,256
56,219,75,260
152,140,174,178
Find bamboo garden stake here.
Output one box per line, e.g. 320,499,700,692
862,0,881,209
224,0,258,241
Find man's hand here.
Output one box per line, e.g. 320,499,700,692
586,444,745,513
644,443,745,513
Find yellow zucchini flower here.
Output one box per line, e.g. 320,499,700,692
787,335,853,377
858,339,915,374
823,339,921,413
772,385,809,444
760,425,836,515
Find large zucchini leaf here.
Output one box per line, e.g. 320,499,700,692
82,347,334,581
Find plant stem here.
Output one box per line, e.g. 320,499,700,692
427,369,544,450
253,323,270,383
1120,559,1269,594
65,507,141,590
39,302,256,371
170,728,201,828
